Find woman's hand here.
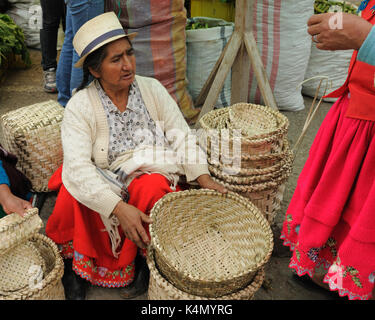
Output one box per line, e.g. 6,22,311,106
197,174,228,194
0,184,32,217
112,201,152,249
307,12,372,51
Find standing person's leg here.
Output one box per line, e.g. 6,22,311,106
40,0,66,92
68,0,104,96
56,2,74,107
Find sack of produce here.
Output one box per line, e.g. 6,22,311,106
302,0,358,102
6,0,41,48
248,0,314,111
105,0,198,122
186,17,234,109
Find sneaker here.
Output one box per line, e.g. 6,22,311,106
43,67,58,93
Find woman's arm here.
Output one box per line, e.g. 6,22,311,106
148,79,227,193
307,12,373,51
0,161,31,216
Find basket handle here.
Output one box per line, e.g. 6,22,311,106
291,76,332,162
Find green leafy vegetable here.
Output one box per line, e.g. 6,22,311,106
314,0,358,15
0,13,31,68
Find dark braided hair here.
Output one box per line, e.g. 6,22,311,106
76,44,108,92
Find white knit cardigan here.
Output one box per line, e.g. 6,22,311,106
61,75,209,219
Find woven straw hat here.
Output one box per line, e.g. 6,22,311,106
73,11,137,68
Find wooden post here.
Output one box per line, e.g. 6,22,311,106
195,0,277,128
231,0,251,104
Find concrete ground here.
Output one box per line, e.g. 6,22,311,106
0,49,345,300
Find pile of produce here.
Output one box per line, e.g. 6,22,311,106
0,13,31,69
314,0,358,14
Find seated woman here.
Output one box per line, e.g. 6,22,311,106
46,12,227,300
0,145,32,218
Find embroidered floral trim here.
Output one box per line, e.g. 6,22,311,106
280,233,297,251
72,257,135,288
59,241,135,288
323,275,372,301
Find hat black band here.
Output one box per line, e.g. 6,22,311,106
80,28,125,57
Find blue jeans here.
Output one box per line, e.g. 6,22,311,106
56,0,104,107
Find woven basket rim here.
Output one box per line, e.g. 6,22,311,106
0,233,64,299
208,158,292,185
149,189,274,283
208,149,293,176
0,208,39,233
212,171,290,192
205,137,292,162
147,248,265,300
199,104,289,144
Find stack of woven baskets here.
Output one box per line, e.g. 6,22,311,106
147,189,274,300
0,208,65,300
199,103,293,225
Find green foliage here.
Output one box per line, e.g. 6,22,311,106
0,13,31,67
314,0,358,14
186,20,210,30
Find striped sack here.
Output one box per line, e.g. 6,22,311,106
105,0,198,122
248,0,314,111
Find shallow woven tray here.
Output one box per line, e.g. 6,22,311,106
0,208,43,255
149,189,273,298
147,248,265,300
0,233,65,300
0,100,64,192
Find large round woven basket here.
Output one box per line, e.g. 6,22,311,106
149,189,273,298
0,233,65,300
147,248,265,300
0,208,43,255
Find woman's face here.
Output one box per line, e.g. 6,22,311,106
90,37,136,91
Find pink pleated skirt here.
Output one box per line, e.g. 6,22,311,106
281,94,375,300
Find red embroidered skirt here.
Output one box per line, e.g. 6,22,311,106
281,94,375,300
46,166,181,288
